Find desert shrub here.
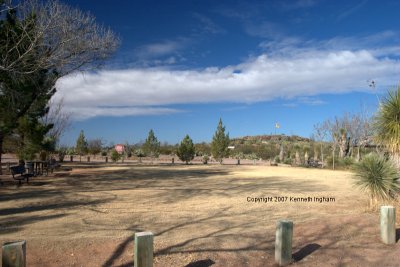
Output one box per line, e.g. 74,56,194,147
274,156,280,163
202,155,209,164
283,158,292,165
326,156,356,169
111,149,121,162
57,146,67,162
353,153,399,208
101,150,107,157
342,157,355,167
246,153,258,160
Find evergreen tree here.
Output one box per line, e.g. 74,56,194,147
143,129,160,160
0,9,57,168
211,118,230,163
177,135,195,164
75,130,88,161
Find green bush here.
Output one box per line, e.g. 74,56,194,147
202,155,209,164
325,156,355,169
283,158,292,165
111,149,121,162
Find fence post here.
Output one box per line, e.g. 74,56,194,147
135,232,153,267
275,220,293,266
105,156,108,163
70,155,73,162
2,240,26,267
381,206,396,244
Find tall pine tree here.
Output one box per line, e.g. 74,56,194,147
211,118,230,163
143,129,160,161
75,130,88,162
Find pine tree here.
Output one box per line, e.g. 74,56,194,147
143,129,160,160
211,118,230,163
75,130,88,161
177,135,195,164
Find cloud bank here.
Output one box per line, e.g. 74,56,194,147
55,40,400,120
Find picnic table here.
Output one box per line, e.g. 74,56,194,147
26,161,47,176
26,160,60,176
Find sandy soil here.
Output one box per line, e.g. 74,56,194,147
1,163,399,266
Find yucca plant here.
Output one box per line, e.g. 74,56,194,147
373,85,400,167
353,153,399,208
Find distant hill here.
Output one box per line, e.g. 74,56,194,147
230,134,311,145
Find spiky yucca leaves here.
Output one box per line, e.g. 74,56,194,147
354,153,399,207
374,86,400,167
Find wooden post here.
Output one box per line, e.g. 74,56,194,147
87,156,90,162
70,155,73,162
2,240,26,267
237,159,240,165
275,220,293,266
134,232,153,267
381,206,396,244
172,158,174,164
105,156,108,163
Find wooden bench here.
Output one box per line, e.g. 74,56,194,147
10,165,33,184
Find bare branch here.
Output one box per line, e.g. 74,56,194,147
1,0,120,77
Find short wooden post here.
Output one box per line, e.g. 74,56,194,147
172,158,174,164
2,240,26,267
105,156,108,163
70,155,73,162
381,206,396,244
134,232,153,267
87,156,90,162
275,220,293,266
237,159,240,165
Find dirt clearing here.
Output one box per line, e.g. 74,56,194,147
1,164,399,266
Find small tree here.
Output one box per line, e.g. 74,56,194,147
87,138,103,156
211,118,230,163
135,148,145,163
75,130,88,161
110,149,121,162
143,129,160,162
177,135,195,164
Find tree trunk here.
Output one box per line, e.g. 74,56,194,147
356,146,360,162
390,153,400,169
332,148,335,170
320,143,324,168
0,133,3,175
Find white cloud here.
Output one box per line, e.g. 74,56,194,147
55,38,400,120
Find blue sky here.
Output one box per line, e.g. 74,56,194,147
56,0,400,146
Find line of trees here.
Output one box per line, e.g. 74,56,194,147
65,119,231,165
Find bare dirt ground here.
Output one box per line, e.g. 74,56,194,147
1,163,399,267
